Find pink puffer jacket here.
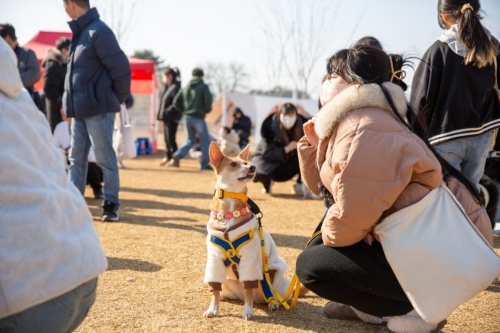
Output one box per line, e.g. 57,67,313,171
298,83,492,247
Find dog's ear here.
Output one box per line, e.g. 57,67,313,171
209,141,224,168
237,144,250,161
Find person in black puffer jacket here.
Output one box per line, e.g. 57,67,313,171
43,37,70,132
251,102,308,194
63,0,131,222
157,67,182,165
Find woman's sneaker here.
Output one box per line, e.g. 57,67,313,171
323,301,385,324
102,200,119,222
387,310,447,333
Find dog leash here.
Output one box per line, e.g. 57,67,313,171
213,189,302,309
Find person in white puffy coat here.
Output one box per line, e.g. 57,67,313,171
0,37,107,332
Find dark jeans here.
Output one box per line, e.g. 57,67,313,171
163,120,179,160
0,278,98,333
296,218,413,317
254,157,301,192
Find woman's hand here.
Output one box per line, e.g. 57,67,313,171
303,120,319,146
284,141,298,153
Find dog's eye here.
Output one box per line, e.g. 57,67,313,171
230,162,237,167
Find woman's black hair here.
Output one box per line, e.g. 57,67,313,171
438,0,497,67
278,102,298,115
326,46,409,91
163,67,181,84
352,36,383,50
321,45,483,206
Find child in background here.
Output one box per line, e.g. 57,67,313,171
410,0,500,189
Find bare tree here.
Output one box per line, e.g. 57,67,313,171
204,62,248,97
256,0,366,98
93,0,138,42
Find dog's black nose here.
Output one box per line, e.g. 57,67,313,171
249,165,256,172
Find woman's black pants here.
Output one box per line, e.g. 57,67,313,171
163,120,179,160
296,219,413,317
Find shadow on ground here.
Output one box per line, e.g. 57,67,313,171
107,256,163,272
271,233,310,250
213,299,390,333
121,187,212,200
87,200,208,235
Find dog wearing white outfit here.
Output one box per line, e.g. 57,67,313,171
203,142,290,320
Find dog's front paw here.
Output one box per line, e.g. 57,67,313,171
203,306,219,318
242,304,255,320
268,302,280,311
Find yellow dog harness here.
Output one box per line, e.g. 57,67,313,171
210,189,301,310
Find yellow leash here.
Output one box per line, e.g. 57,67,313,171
257,219,301,310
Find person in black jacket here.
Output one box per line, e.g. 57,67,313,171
0,23,43,112
158,67,182,166
410,0,500,189
231,107,251,148
43,37,70,132
63,0,131,222
251,103,307,194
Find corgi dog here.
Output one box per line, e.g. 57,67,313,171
203,142,292,320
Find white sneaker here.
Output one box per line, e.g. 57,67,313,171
291,183,304,196
387,310,447,333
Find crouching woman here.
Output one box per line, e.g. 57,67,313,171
295,45,493,333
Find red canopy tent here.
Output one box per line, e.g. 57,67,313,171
24,30,159,150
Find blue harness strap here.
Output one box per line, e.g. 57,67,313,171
210,229,255,268
260,275,274,299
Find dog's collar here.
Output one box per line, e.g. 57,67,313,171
214,189,248,202
213,189,261,216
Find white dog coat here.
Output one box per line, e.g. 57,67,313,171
204,215,290,303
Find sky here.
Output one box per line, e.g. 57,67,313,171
2,0,500,98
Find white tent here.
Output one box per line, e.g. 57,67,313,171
208,92,319,144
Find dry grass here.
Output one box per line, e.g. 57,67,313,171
75,154,500,333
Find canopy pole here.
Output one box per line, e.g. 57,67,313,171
221,86,227,127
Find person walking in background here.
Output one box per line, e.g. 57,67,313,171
43,37,70,133
251,102,307,194
0,23,43,112
232,107,252,148
168,68,213,170
63,0,131,222
0,36,107,333
157,67,182,166
410,0,500,189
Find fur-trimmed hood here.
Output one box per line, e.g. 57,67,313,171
43,48,67,66
315,82,408,139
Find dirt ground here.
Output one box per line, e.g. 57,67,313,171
75,153,500,333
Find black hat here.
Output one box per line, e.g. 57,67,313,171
192,67,204,77
0,24,17,41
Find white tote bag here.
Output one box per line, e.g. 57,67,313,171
113,105,137,161
375,183,500,324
